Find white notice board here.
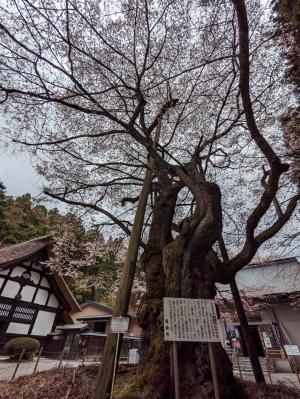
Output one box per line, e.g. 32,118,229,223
163,297,220,342
284,345,300,356
111,317,129,334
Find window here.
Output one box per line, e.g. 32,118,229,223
0,301,12,317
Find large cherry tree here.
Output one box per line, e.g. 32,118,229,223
0,0,299,397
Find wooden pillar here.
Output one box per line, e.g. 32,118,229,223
33,346,43,374
11,349,25,381
94,121,161,399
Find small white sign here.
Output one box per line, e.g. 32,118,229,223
111,317,129,334
128,348,140,364
263,337,272,348
163,297,220,342
284,345,300,356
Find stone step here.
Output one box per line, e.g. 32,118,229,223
231,357,274,372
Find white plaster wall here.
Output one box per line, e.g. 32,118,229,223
34,288,48,305
20,285,36,302
48,293,59,308
31,310,56,336
6,322,30,335
40,277,50,288
0,268,10,275
31,263,43,271
2,280,20,298
10,266,26,277
30,271,41,284
0,277,4,291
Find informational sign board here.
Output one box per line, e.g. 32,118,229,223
128,348,140,364
111,317,129,334
163,297,220,342
284,345,300,356
262,332,272,349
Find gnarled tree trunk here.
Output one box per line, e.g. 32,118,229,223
128,164,247,399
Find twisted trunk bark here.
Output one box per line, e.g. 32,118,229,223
123,165,246,399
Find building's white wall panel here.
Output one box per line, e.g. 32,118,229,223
6,322,30,335
0,277,4,291
40,277,50,288
0,268,10,276
10,266,26,278
21,285,36,302
31,263,43,271
30,271,41,284
48,294,59,308
2,280,20,298
31,310,56,336
34,288,48,305
22,261,31,267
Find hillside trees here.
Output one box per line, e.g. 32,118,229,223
0,0,299,398
0,187,62,245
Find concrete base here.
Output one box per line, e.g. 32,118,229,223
273,359,293,373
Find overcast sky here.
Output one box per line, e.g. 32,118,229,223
0,146,42,197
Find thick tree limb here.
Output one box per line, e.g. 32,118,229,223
43,190,147,248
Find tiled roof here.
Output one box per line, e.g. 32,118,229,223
0,236,50,267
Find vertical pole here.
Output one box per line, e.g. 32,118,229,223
33,346,43,375
82,347,87,366
95,120,162,399
236,353,243,380
173,341,180,399
266,350,273,385
208,343,220,399
218,237,265,384
11,348,25,381
110,333,120,399
58,350,65,369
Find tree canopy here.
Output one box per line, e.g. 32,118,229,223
1,0,299,397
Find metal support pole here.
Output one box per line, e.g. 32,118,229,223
82,347,87,366
33,346,43,375
218,237,265,384
11,348,25,381
173,341,180,399
58,350,64,369
110,333,120,399
236,353,243,380
265,354,273,384
208,343,220,399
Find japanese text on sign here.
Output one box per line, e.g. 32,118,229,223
163,297,220,342
284,345,300,356
111,317,129,334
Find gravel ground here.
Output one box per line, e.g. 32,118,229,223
0,365,299,399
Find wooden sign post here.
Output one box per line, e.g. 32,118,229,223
110,317,130,399
163,298,221,399
208,343,220,399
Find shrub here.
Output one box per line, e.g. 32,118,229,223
4,337,40,360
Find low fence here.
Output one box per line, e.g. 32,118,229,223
226,348,300,385
0,347,135,383
0,348,99,382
